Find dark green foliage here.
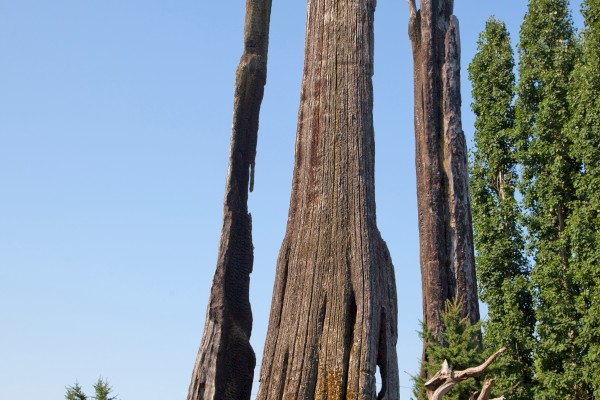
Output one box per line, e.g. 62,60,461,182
567,0,600,396
65,378,117,400
65,382,87,400
516,0,582,398
93,377,117,400
413,300,483,400
468,17,536,400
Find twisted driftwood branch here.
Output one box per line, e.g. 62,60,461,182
425,347,506,400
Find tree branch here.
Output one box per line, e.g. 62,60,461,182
454,347,506,381
424,348,507,400
476,379,495,400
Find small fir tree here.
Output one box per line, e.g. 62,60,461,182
413,300,483,400
93,377,117,400
65,382,88,400
65,378,118,400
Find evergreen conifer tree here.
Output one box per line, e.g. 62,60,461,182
515,0,580,398
468,17,536,400
413,300,483,400
93,378,117,400
65,382,88,400
567,0,600,396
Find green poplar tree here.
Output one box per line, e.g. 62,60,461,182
567,0,600,396
468,17,536,400
515,0,580,398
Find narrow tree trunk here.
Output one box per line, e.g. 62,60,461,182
187,1,271,399
407,0,481,377
257,0,399,398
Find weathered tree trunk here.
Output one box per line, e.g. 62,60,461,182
407,0,481,377
187,1,271,399
256,0,399,399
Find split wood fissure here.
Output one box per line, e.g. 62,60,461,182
257,0,399,398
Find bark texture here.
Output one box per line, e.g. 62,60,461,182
257,0,399,399
187,1,271,399
407,0,481,374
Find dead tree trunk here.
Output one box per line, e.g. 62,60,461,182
256,0,399,398
407,0,481,377
186,1,271,399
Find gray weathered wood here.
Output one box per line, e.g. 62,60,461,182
407,0,481,377
476,379,496,400
256,0,399,398
186,1,271,399
424,348,506,400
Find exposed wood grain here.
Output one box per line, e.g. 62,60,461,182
186,1,272,399
256,0,399,398
407,0,481,378
424,348,506,400
475,379,496,400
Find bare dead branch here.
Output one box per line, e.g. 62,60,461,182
424,348,507,400
454,347,507,381
477,379,496,400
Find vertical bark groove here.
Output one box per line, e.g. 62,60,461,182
407,0,481,379
186,1,271,399
257,0,399,398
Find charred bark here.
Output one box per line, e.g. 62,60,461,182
186,1,271,399
407,0,481,378
257,0,399,399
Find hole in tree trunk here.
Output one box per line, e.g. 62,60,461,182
375,365,382,394
377,307,388,400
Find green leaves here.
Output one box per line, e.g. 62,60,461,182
470,1,599,398
469,17,535,400
516,1,583,398
565,0,600,396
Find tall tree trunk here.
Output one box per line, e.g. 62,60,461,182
256,0,399,399
407,0,481,378
187,1,271,399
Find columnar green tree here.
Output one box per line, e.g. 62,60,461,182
468,17,536,400
515,0,580,398
567,0,600,396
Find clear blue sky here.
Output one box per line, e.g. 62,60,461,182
0,1,583,399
